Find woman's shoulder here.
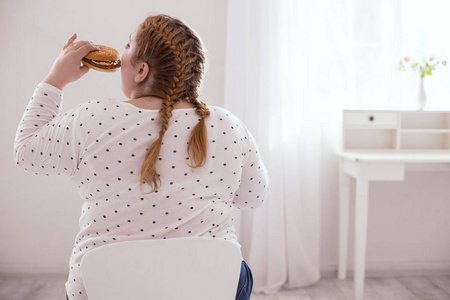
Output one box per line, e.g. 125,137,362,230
208,105,240,120
71,99,130,124
74,98,138,115
207,105,249,130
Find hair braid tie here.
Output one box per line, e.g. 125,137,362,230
193,99,210,117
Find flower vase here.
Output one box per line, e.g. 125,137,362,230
417,76,427,110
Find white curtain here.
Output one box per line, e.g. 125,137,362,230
224,0,450,294
224,0,325,293
224,0,354,293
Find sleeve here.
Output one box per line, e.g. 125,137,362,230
13,83,86,177
232,126,270,210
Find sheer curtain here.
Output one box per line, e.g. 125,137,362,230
224,0,450,294
224,0,327,293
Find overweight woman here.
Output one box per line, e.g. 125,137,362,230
14,14,269,300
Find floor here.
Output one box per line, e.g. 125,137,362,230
252,276,450,300
0,274,449,300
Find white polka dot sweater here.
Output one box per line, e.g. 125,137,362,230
14,83,270,299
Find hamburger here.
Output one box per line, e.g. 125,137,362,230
82,45,121,72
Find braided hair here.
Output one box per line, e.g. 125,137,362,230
131,15,210,194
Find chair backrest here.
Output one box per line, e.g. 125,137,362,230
81,237,242,300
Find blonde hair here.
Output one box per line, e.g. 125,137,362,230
131,14,210,194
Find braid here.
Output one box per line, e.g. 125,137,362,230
135,15,209,194
186,99,210,168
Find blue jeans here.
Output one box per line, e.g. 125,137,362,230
66,260,253,300
236,260,253,300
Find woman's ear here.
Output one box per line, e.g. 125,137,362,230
135,62,150,84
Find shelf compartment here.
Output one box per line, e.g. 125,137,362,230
399,132,450,150
344,128,397,150
401,129,450,134
400,112,450,130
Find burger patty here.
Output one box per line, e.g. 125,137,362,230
82,57,121,69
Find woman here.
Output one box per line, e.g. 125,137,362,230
14,14,269,300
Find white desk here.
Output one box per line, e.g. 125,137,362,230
338,151,450,299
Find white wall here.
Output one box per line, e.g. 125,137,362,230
0,0,227,274
1,0,450,278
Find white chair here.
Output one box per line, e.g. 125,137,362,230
81,237,242,300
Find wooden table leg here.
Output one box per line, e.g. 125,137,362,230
354,178,369,300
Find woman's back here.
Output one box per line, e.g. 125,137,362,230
14,90,269,298
72,99,266,245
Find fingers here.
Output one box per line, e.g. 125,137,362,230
74,42,100,57
80,64,90,75
64,39,100,61
63,34,99,57
73,41,99,51
64,34,77,50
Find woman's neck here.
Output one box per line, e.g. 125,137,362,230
125,97,195,110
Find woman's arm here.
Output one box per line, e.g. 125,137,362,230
13,83,87,176
13,35,99,176
232,128,270,210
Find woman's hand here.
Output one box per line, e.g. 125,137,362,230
43,34,100,91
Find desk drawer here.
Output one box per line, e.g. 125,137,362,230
344,111,398,128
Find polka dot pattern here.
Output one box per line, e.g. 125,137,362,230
13,83,270,299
